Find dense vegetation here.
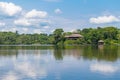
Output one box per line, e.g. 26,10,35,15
0,26,120,45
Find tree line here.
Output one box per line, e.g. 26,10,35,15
0,26,119,45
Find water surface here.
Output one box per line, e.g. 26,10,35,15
0,45,120,80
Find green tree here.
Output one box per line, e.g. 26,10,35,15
53,29,64,45
102,27,118,40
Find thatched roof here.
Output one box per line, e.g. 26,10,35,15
65,33,83,38
98,40,104,42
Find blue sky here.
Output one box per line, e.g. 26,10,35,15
0,0,120,34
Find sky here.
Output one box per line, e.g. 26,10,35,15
0,0,120,34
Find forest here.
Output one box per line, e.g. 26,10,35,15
0,26,119,45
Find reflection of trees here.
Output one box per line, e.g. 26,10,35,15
53,48,63,60
0,45,119,62
0,45,54,50
82,45,118,62
53,48,83,60
0,46,55,59
62,49,82,59
53,46,83,60
0,50,18,58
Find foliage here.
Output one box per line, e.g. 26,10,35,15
81,26,118,45
0,26,119,45
53,29,64,45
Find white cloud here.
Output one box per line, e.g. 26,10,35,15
49,16,86,32
90,15,120,24
1,27,18,33
14,18,31,26
90,63,118,74
2,72,18,80
0,2,85,34
25,9,47,18
0,22,5,26
15,62,37,77
44,26,50,29
14,62,47,78
22,28,28,32
0,2,90,34
0,2,22,16
54,8,62,14
10,28,17,32
33,29,42,34
14,18,50,28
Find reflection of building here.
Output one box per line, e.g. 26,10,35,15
65,33,83,40
98,40,104,45
63,49,83,59
98,45,104,50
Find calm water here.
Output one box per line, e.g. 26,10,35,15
0,45,120,80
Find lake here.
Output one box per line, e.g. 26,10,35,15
0,45,120,80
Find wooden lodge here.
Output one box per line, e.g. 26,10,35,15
65,33,83,40
98,40,104,45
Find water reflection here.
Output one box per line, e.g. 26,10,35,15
82,45,118,61
0,50,49,80
53,45,119,62
2,71,18,80
0,50,18,58
54,48,63,60
0,45,120,80
0,45,119,62
90,63,118,74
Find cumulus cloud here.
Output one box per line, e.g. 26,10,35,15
0,2,22,16
33,29,42,34
49,16,85,32
2,72,18,80
22,28,29,32
0,2,87,34
54,8,62,14
25,9,47,18
15,62,37,77
90,15,120,24
1,27,18,33
14,9,50,29
44,26,50,29
9,28,17,32
14,18,31,26
0,22,5,26
14,61,47,78
14,18,50,28
90,63,118,74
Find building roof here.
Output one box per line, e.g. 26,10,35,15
98,40,104,42
65,33,83,38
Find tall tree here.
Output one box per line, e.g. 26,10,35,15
53,29,64,45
